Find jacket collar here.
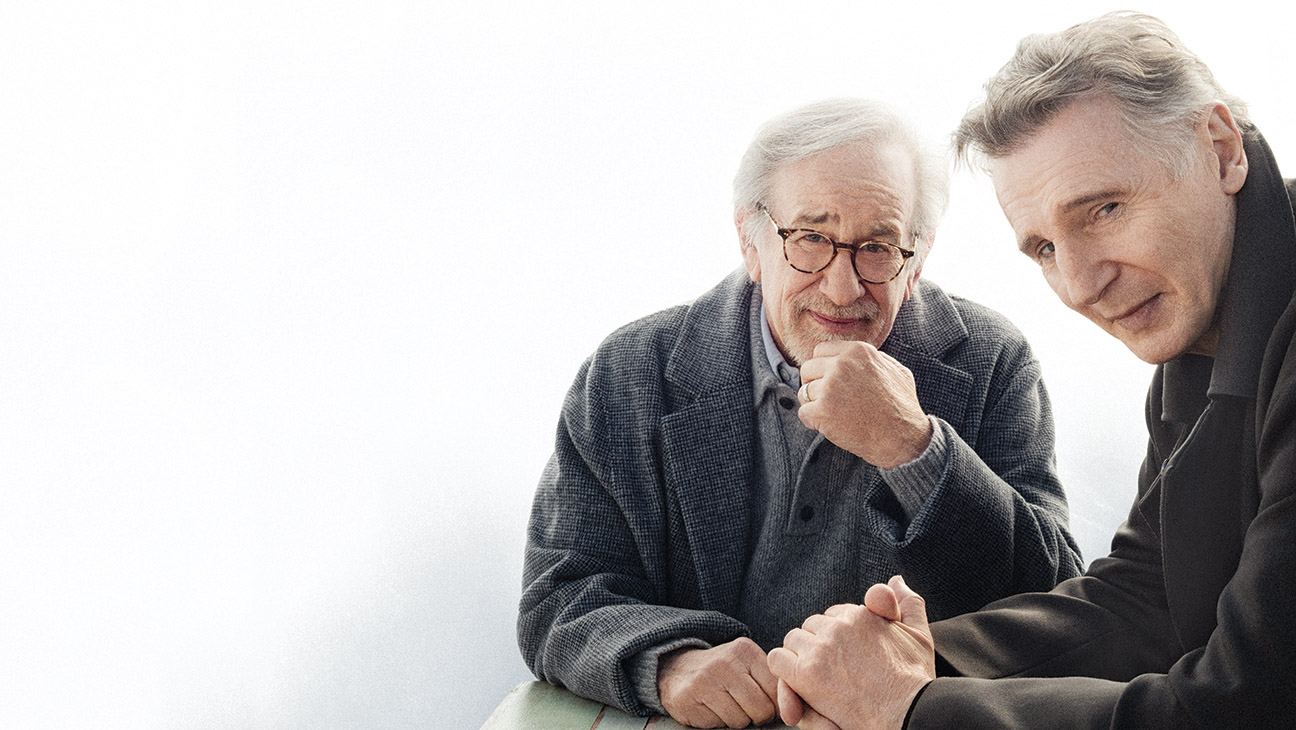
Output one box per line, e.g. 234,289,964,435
1207,132,1296,399
881,278,971,362
664,269,757,398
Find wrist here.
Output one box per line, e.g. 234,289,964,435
876,415,934,469
901,680,933,730
657,646,699,681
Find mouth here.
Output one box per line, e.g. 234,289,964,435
807,310,866,334
1110,294,1162,331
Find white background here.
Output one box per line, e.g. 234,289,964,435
1,2,1290,728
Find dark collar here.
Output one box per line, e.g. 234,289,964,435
1206,132,1296,399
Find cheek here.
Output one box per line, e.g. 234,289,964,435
1041,268,1074,307
872,281,906,312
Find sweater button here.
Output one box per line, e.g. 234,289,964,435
799,505,815,521
778,396,796,410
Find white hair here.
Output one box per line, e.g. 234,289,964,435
733,98,949,251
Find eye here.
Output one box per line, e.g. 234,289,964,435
1034,241,1056,262
1095,202,1119,219
801,232,830,244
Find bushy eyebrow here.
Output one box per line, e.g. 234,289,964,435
790,211,837,227
788,211,902,243
1015,188,1124,255
1063,189,1122,213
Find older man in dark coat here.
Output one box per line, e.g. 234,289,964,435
769,13,1296,730
519,98,1084,729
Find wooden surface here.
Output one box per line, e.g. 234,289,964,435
481,681,791,730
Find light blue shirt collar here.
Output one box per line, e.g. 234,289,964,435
759,299,801,389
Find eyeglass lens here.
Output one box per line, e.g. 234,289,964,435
784,231,904,282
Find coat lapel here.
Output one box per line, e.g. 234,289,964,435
661,391,753,612
883,281,973,432
659,270,756,613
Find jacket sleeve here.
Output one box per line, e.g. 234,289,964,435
907,339,1296,728
871,332,1086,620
516,355,748,716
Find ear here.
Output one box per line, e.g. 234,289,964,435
902,235,933,301
735,209,762,282
1206,102,1248,195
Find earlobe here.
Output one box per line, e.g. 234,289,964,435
1207,103,1248,194
736,209,762,282
902,268,921,301
902,237,931,301
742,240,762,282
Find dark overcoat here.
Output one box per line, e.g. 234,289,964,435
915,137,1296,728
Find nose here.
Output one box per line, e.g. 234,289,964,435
1050,240,1117,310
819,250,867,306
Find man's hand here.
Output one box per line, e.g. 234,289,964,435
768,576,936,730
658,638,780,728
797,341,932,469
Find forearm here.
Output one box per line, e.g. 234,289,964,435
874,421,1084,618
916,487,1191,729
907,676,1126,730
520,541,748,714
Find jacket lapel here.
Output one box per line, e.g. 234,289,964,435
659,270,756,613
661,391,753,612
883,281,973,432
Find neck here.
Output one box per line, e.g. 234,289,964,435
1187,328,1220,357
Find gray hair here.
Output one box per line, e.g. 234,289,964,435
733,98,949,251
954,11,1252,176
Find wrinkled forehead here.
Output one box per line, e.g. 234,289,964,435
766,141,917,228
988,97,1148,216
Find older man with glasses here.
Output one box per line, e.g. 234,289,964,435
518,98,1085,729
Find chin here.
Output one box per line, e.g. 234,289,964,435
1121,333,1194,365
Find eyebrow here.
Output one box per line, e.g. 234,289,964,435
788,212,903,242
790,211,838,227
1016,235,1038,256
1015,188,1124,255
1063,189,1123,213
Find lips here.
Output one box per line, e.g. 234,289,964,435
807,310,862,329
1110,293,1162,331
810,312,859,325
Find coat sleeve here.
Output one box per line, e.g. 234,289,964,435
516,353,748,716
871,329,1086,620
907,332,1296,728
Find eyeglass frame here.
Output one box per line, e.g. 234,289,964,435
759,205,916,284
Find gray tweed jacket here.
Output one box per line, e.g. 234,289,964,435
518,270,1083,715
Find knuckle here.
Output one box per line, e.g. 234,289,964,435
838,604,868,626
732,637,761,658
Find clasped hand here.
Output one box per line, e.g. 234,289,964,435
767,576,936,730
